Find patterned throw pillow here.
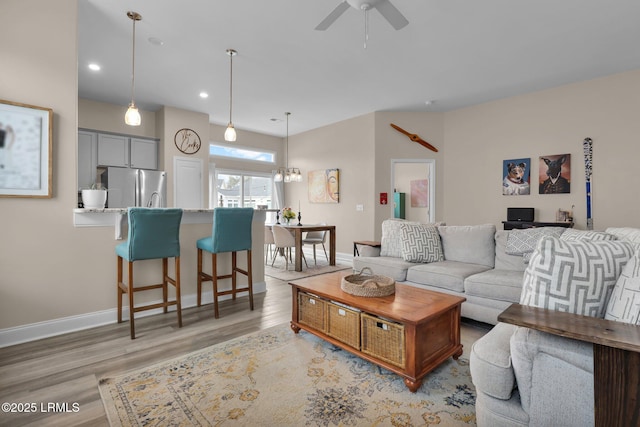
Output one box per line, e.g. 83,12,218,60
399,223,444,263
520,236,634,317
505,227,566,256
605,250,640,324
560,228,616,241
380,219,444,258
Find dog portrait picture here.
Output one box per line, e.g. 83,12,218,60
539,154,571,194
502,158,531,195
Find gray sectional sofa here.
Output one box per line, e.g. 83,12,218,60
353,220,530,325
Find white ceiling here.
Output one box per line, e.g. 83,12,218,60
78,0,640,138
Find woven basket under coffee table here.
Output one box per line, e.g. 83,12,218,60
341,267,395,297
289,271,466,392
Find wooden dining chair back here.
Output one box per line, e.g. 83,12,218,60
116,207,183,339
197,207,254,318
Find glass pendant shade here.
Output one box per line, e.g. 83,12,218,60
125,103,141,126
274,170,283,182
224,123,236,142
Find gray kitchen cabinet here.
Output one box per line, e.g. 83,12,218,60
97,133,129,167
78,130,98,190
130,138,158,170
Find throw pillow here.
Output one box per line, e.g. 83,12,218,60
505,227,566,256
520,236,634,317
604,250,640,324
380,219,444,258
560,228,616,241
399,223,444,263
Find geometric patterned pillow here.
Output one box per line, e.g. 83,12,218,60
520,236,634,318
505,227,567,256
380,219,418,258
560,228,617,241
399,223,444,263
604,250,640,324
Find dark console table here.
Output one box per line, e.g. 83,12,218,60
502,221,574,230
499,304,640,427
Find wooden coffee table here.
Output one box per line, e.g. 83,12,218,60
289,271,466,392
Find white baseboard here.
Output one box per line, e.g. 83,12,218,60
0,281,267,348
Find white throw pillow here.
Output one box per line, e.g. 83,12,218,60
380,219,418,258
560,228,616,241
520,236,634,318
399,223,444,263
604,250,640,324
505,227,566,256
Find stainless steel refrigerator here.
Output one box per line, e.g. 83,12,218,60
101,167,167,208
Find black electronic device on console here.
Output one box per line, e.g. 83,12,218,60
507,207,534,222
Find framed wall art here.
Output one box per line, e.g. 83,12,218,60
0,99,53,198
308,168,339,203
502,158,531,195
410,179,429,207
539,154,571,194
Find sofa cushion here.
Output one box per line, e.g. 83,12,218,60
495,230,526,271
399,223,443,263
470,322,518,400
520,236,634,317
437,224,496,268
605,227,640,245
605,249,640,324
352,256,415,282
465,270,524,303
406,260,491,292
560,228,617,241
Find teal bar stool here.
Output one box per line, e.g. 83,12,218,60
197,207,254,318
116,207,183,339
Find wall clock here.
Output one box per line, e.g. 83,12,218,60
174,128,201,154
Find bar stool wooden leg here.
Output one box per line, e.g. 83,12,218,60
117,256,123,323
162,258,168,314
175,256,182,328
212,253,220,319
247,249,254,311
128,261,135,339
197,248,203,307
232,251,237,300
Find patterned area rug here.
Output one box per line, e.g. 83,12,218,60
99,324,476,426
264,257,352,281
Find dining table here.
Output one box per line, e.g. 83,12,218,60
266,223,336,272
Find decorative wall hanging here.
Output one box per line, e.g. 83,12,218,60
0,99,53,198
308,169,339,203
410,179,429,207
502,158,531,196
390,123,438,152
582,138,593,230
539,154,571,194
174,128,201,154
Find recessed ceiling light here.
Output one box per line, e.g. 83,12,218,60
148,37,164,46
199,92,209,99
88,63,101,71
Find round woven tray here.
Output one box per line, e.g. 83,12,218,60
341,267,395,297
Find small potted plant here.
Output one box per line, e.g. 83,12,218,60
81,183,108,209
282,207,296,224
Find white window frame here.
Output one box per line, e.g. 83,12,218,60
210,166,274,209
209,141,276,165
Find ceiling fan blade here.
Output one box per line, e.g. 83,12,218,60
375,0,409,30
315,1,350,31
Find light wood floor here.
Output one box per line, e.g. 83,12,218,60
0,276,491,427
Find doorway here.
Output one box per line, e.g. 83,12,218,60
390,159,435,223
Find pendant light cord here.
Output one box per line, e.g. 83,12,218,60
228,51,233,124
130,14,137,104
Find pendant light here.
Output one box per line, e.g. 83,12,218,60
125,11,142,126
274,112,302,183
224,48,237,142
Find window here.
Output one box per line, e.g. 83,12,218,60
210,143,275,164
213,169,273,209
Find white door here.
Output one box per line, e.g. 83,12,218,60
174,157,202,208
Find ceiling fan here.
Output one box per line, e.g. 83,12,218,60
315,0,409,32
